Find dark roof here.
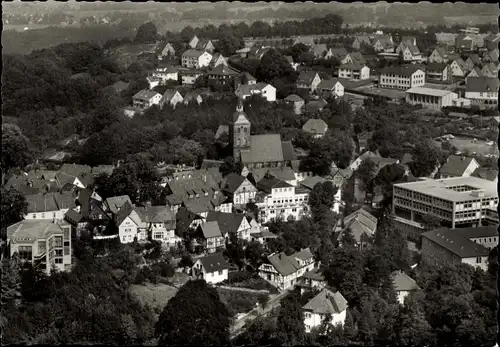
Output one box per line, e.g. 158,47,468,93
198,221,223,239
134,206,176,229
59,163,91,177
208,65,239,76
206,211,245,236
380,65,422,77
197,252,230,273
115,200,135,226
241,134,284,164
221,173,246,194
106,195,132,214
471,167,498,182
281,141,296,162
303,288,348,314
215,125,229,140
306,99,328,112
302,118,328,135
256,177,293,193
284,94,304,102
453,225,499,239
134,89,160,101
297,71,319,85
317,79,341,90
64,209,83,225
426,62,448,72
300,176,327,190
466,77,499,93
422,227,490,258
182,49,207,58
266,249,312,276
440,155,477,177
175,207,200,233
26,192,76,213
302,268,326,282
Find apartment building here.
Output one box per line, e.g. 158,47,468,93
7,219,72,273
255,177,310,223
392,177,498,229
379,65,425,90
132,90,163,110
181,49,212,69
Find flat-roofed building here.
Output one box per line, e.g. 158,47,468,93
405,87,458,110
7,219,72,273
393,177,498,229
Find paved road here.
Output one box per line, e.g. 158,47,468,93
230,290,289,338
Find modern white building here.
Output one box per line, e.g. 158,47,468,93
255,177,310,223
303,288,348,333
181,49,213,69
379,65,425,90
405,87,458,110
7,219,73,273
192,252,229,284
393,177,499,229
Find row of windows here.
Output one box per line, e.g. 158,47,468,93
32,212,57,219
473,237,497,244
455,211,480,219
272,197,306,204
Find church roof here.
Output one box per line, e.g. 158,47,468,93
241,134,284,164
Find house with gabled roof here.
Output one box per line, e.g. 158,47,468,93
455,34,474,52
105,195,133,215
162,89,184,109
439,155,480,179
372,35,394,53
316,79,344,98
188,35,199,49
333,208,377,249
206,210,252,241
465,76,499,109
293,36,315,47
465,53,482,69
340,51,366,65
245,166,297,187
181,49,212,68
449,58,470,77
197,221,225,253
465,66,483,82
183,91,203,105
352,35,372,51
196,39,215,53
133,89,163,111
399,42,422,61
483,34,500,51
329,47,349,60
134,205,179,245
483,48,499,63
391,270,420,305
428,47,450,64
302,118,328,139
192,252,230,284
220,173,257,206
481,62,498,78
297,71,321,92
311,44,332,59
209,53,228,68
454,225,499,250
235,83,276,102
425,63,452,82
208,64,240,87
471,167,498,184
25,191,77,221
258,247,316,290
338,62,370,80
157,41,176,60
295,268,328,294
303,288,348,333
284,94,305,115
115,201,148,243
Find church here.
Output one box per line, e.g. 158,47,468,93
231,99,296,169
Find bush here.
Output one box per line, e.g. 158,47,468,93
152,262,175,278
227,271,255,283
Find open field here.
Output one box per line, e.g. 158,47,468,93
443,15,498,25
217,287,269,317
129,283,178,316
435,135,498,157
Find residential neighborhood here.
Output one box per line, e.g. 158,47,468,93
1,4,498,347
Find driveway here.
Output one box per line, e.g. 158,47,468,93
230,290,289,338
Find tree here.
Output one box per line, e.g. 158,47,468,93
308,181,338,221
1,124,32,182
155,279,231,346
245,241,265,270
340,228,357,248
257,49,296,84
215,34,245,56
1,187,28,239
410,139,443,177
394,291,435,346
276,291,305,346
219,156,243,177
134,22,158,44
356,158,377,191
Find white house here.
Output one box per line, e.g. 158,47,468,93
303,288,348,333
146,76,160,90
116,202,147,243
134,206,180,246
297,71,322,92
338,63,370,80
395,42,422,61
162,90,184,109
221,173,258,206
255,177,310,223
152,66,179,84
391,271,420,305
25,192,76,221
316,79,344,98
235,83,276,102
439,155,480,179
449,59,469,77
188,35,199,49
302,118,328,139
181,49,213,69
206,211,254,242
132,90,163,110
258,248,316,290
465,77,499,109
192,252,229,284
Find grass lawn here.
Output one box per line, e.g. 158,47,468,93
129,283,178,316
217,288,269,317
225,271,279,294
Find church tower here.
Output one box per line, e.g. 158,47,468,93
232,98,251,161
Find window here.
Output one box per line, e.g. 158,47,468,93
55,258,63,264
18,246,33,260
53,212,56,218
55,249,63,257
476,257,482,263
38,241,46,253
32,214,37,219
54,236,63,247
64,246,70,256
218,270,223,275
